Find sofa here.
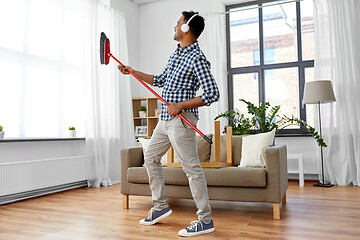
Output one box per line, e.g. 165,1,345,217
121,132,288,220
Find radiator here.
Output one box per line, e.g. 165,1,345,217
0,156,87,198
287,151,319,175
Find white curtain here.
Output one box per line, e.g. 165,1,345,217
314,0,360,185
84,0,136,188
198,0,228,133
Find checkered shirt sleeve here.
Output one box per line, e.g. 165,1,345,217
153,64,167,87
193,57,220,106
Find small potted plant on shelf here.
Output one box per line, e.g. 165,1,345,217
138,106,147,118
0,125,4,139
69,126,76,138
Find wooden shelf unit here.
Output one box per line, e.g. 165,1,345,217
132,97,160,138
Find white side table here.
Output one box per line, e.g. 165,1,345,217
287,154,304,187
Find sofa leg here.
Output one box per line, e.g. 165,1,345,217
282,192,287,204
273,203,280,220
123,194,129,209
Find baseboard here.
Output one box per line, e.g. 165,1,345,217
0,180,88,206
288,173,318,180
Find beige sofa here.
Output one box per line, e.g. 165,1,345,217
121,134,288,219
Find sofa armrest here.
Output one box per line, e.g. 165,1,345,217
264,144,288,203
121,147,144,194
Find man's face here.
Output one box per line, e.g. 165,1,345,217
173,15,186,41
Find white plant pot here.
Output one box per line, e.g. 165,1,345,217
139,111,147,118
0,131,4,139
69,130,77,138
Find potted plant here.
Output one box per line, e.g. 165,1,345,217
69,126,76,138
215,99,327,147
0,125,4,139
138,106,147,118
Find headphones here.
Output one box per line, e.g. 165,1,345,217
181,14,199,33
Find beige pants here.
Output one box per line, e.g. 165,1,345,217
144,112,212,224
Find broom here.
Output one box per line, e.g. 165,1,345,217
99,32,212,144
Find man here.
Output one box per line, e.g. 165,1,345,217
118,11,219,237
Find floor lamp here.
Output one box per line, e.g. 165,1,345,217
303,80,336,187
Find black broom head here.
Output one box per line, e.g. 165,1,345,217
100,32,110,65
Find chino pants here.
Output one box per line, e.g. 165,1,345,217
144,112,212,224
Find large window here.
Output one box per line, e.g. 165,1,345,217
0,0,85,138
226,0,314,134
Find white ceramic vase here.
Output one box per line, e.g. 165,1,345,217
0,131,4,139
69,130,77,138
139,111,146,118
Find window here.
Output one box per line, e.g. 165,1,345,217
254,49,274,79
254,49,275,66
226,0,314,134
0,0,85,138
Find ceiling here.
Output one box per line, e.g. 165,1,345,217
131,0,255,5
131,0,162,4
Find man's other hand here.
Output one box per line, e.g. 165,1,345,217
166,102,183,116
118,65,133,75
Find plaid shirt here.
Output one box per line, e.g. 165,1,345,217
153,41,220,121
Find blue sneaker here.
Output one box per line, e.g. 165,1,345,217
178,220,215,237
139,207,172,225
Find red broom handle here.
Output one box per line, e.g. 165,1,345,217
108,53,212,144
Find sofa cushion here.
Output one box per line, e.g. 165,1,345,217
232,136,243,166
208,135,243,165
209,135,227,163
127,166,267,187
196,134,212,162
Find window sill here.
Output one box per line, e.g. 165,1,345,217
275,133,312,137
0,137,85,143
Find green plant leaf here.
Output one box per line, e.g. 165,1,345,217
215,99,327,147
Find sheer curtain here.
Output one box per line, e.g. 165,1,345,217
84,0,136,188
198,0,228,133
314,0,360,185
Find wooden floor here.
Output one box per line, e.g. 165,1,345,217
0,181,360,240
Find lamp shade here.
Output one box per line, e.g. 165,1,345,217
303,80,336,104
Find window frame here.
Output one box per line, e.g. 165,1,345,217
226,0,314,135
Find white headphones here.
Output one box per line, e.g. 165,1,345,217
181,14,199,33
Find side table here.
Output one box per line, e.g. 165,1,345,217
288,154,304,187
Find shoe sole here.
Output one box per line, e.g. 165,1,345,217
139,209,172,225
178,227,215,237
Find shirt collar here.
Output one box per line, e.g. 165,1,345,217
176,41,198,54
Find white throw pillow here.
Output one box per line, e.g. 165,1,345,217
239,129,275,168
138,138,168,166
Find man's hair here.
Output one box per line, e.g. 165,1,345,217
181,11,205,38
